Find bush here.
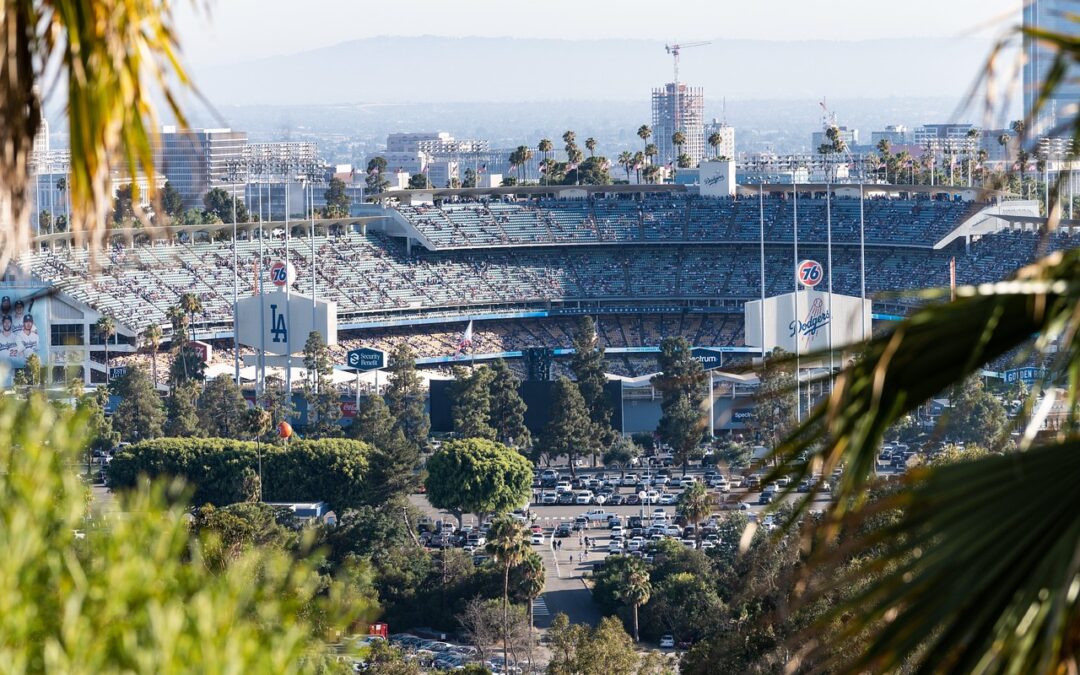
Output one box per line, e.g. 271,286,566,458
108,437,373,512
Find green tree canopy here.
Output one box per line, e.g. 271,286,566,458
487,359,530,448
351,394,418,504
569,316,614,460
198,375,249,439
451,365,497,441
164,380,202,437
0,395,371,674
302,331,340,438
652,337,707,473
424,438,532,526
202,187,249,223
536,377,593,476
110,364,164,442
160,180,184,217
322,177,351,217
385,343,430,450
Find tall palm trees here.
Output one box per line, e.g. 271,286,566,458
179,292,202,343
143,323,162,385
486,517,530,673
671,131,687,178
562,130,576,147
519,551,545,639
677,481,711,546
632,152,645,184
96,315,116,384
617,151,633,182
644,144,658,172
614,557,651,642
637,124,652,158
166,305,188,345
707,131,722,159
538,139,553,185
585,137,597,157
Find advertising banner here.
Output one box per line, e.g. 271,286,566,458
0,285,49,386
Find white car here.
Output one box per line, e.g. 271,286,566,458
664,526,682,537
643,490,660,504
621,474,638,487
531,532,546,545
679,476,696,488
652,508,667,519
627,537,644,551
659,493,677,505
555,481,572,493
608,540,623,553
680,538,697,549
610,525,624,538
651,475,669,487
575,491,593,505
659,635,675,649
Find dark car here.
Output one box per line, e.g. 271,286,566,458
605,493,624,506
555,523,572,538
628,516,643,528
624,494,641,506
557,492,575,505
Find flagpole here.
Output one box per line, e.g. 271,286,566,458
258,165,267,397
759,185,766,361
793,179,800,423
826,183,834,385
859,181,866,342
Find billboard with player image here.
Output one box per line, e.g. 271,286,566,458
0,285,50,386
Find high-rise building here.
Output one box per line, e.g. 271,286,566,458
1024,0,1080,135
652,83,705,167
704,119,736,159
155,126,247,209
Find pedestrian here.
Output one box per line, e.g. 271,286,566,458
578,535,583,546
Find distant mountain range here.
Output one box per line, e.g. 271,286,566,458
188,35,1005,105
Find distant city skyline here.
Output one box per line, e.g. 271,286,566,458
176,0,1020,66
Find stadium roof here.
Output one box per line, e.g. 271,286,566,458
30,216,386,245
374,183,687,204
737,182,1013,201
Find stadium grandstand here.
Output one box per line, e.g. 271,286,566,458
17,185,1078,386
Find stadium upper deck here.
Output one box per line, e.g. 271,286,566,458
23,216,1076,336
391,194,988,250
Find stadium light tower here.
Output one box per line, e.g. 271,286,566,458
664,41,711,85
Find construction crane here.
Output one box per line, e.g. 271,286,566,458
664,41,711,85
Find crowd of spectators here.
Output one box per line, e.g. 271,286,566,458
395,194,986,249
23,219,1078,340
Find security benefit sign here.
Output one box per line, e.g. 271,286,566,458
346,347,385,371
234,291,338,356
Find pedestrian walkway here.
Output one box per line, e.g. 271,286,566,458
532,596,550,618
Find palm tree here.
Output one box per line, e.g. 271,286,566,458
486,517,530,674
615,557,651,642
0,2,189,271
96,315,116,384
562,130,576,147
707,131,722,158
677,481,711,546
617,151,633,182
179,292,203,343
522,147,534,183
670,131,686,181
166,305,188,345
538,139,553,186
637,124,652,159
761,30,1080,665
143,323,162,386
644,144,658,169
519,551,545,640
632,152,644,184
585,137,597,157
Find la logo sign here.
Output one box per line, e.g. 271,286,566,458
797,260,823,288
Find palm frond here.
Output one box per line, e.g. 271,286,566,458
766,249,1080,528
800,440,1080,675
0,0,192,271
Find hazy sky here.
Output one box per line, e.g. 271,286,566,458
176,0,1022,65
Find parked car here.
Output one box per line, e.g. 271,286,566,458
575,490,594,505
605,493,624,506
555,523,572,537
659,635,675,649
541,491,558,505
557,492,575,505
659,493,677,505
531,532,546,545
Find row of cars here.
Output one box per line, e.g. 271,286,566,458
534,469,738,507
589,509,725,555
385,634,520,673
